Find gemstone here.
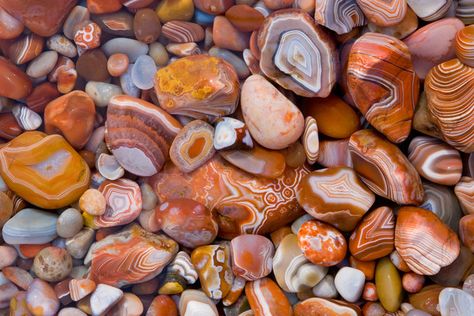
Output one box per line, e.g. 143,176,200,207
294,297,359,316
33,246,72,282
0,57,32,100
225,4,264,32
314,0,366,34
349,206,395,261
133,8,161,43
26,51,58,79
455,177,474,214
347,33,419,143
85,225,177,288
131,55,157,90
241,74,304,150
334,267,365,302
147,294,178,316
87,0,122,14
349,129,424,205
407,0,452,21
162,21,204,43
402,272,425,293
356,0,407,26
409,285,443,315
459,214,474,252
213,117,253,150
312,275,337,299
69,279,96,301
154,55,239,120
258,9,337,97
44,91,96,149
155,0,194,23
245,278,293,316
26,279,59,316
375,257,403,312
76,49,110,82
230,234,274,281
25,83,60,113
107,53,129,77
456,25,474,67
155,198,218,248
297,220,347,266
213,16,250,51
178,290,218,316
296,167,375,231
367,6,418,39
302,117,319,165
90,284,123,316
105,95,182,177
0,6,23,40
46,34,77,58
102,38,149,63
438,287,474,316
395,207,460,275
149,156,309,238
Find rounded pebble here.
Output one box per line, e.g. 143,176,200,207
57,208,84,238
33,246,73,282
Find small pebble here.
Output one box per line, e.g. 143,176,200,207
57,208,84,238
90,283,124,316
47,34,77,58
107,53,129,77
334,267,365,302
85,81,123,107
26,279,60,316
79,189,106,216
33,246,73,282
0,245,17,269
131,54,157,90
26,51,59,78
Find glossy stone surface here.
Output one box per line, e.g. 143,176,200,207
314,0,366,34
357,0,407,26
367,6,418,39
155,198,218,248
301,117,319,165
409,285,443,315
69,279,96,301
44,91,96,149
245,278,293,316
90,284,123,316
334,267,365,302
26,279,59,316
219,146,286,179
273,234,328,292
134,8,161,43
178,289,218,316
0,57,32,100
191,243,233,299
33,246,72,282
258,9,337,97
0,191,13,228
459,214,474,252
298,220,346,266
297,167,374,231
155,0,194,22
85,224,178,288
154,55,239,120
408,136,462,185
0,0,75,36
231,234,274,281
131,55,157,90
424,58,474,153
407,0,452,21
438,287,474,316
149,157,309,238
402,272,424,293
241,74,304,150
456,25,474,67
349,129,424,205
226,4,264,32
395,207,460,275
294,297,359,316
404,18,464,79
213,16,249,51
147,295,178,316
107,54,129,77
455,177,474,214
105,95,182,177
74,21,101,50
347,32,419,143
170,120,216,173
0,7,23,39
349,206,395,261
0,132,90,209
375,257,403,312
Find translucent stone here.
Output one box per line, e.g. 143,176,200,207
102,38,149,62
438,287,474,316
120,65,140,97
131,55,157,90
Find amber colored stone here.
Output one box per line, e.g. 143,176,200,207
74,21,102,50
107,53,129,77
19,243,51,258
134,8,161,44
231,234,274,281
349,129,424,205
25,82,61,113
44,91,96,149
0,113,22,141
195,0,233,14
154,55,239,119
155,0,194,23
0,7,23,40
0,191,13,228
0,0,75,36
409,285,443,316
0,57,32,100
155,198,218,248
149,156,309,239
220,146,286,179
76,49,110,82
246,278,293,316
270,226,292,248
460,214,474,252
0,132,91,209
225,4,264,32
301,94,360,139
297,220,347,266
375,257,403,312
213,16,250,51
295,298,359,316
191,243,233,300
147,295,178,316
349,256,375,280
87,0,122,14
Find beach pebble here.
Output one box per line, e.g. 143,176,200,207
26,51,59,78
131,55,157,90
90,284,123,316
33,246,73,282
85,81,123,108
79,189,106,216
312,274,338,299
0,245,17,269
334,267,365,302
26,279,60,316
57,208,83,238
47,34,77,58
65,228,95,259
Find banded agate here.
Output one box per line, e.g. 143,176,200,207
349,206,395,261
314,0,366,35
395,207,460,275
455,177,474,214
85,224,178,287
347,32,419,143
258,9,336,98
424,59,474,153
105,95,182,176
245,278,293,316
149,156,309,239
356,0,407,26
348,129,424,205
230,234,274,281
407,0,452,21
0,132,90,209
408,136,462,185
456,25,474,67
93,178,142,228
154,55,239,119
296,167,375,231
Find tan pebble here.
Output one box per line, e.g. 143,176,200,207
79,189,106,216
33,247,73,282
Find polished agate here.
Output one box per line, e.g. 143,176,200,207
456,25,474,67
395,207,460,275
407,0,452,21
356,0,407,26
349,129,424,205
154,55,239,119
230,234,274,281
85,224,178,287
424,59,474,153
302,117,319,164
149,156,309,239
105,95,182,176
245,278,293,316
347,32,419,143
349,206,395,261
455,177,474,214
296,167,375,231
314,0,366,34
258,9,336,97
0,132,90,209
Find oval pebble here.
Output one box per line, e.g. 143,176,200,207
57,208,84,239
209,47,250,79
26,279,60,316
149,42,169,66
85,81,123,107
47,34,77,58
131,55,157,90
120,64,140,97
102,38,149,62
0,245,17,269
12,104,42,131
33,246,73,282
26,51,59,78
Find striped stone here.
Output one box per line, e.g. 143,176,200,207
162,21,204,43
314,0,366,34
357,0,407,26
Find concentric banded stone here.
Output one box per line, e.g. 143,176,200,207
314,0,366,35
356,0,407,26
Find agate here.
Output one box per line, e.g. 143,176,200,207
314,0,366,35
0,132,90,209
